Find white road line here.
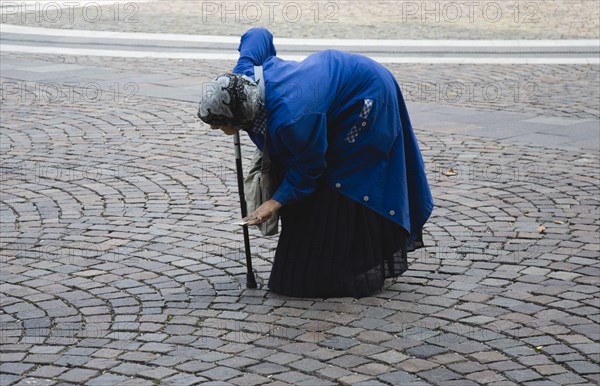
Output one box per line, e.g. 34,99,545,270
2,44,599,64
2,24,599,48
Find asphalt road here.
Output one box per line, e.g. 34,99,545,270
2,25,599,64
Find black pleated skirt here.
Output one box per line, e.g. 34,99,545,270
268,183,409,298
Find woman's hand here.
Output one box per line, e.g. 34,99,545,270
242,199,282,226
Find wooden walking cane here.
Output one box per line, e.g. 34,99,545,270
234,132,258,289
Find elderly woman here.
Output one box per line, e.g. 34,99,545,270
198,28,433,298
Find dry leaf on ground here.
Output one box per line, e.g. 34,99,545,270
442,168,458,176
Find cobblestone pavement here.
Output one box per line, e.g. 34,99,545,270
2,0,599,39
1,51,599,386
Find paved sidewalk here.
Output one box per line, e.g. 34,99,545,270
1,33,599,386
1,0,599,39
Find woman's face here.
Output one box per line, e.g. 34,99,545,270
211,125,241,136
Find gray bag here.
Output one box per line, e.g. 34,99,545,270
244,150,279,236
243,65,279,236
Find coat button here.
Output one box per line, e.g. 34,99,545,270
335,183,341,188
389,210,396,216
361,121,367,127
363,196,369,202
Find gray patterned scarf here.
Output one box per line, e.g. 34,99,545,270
197,73,259,128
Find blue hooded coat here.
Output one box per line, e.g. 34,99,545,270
233,28,433,240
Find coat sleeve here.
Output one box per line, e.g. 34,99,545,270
271,113,328,206
232,28,277,77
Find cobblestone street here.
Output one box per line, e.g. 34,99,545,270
1,1,599,385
